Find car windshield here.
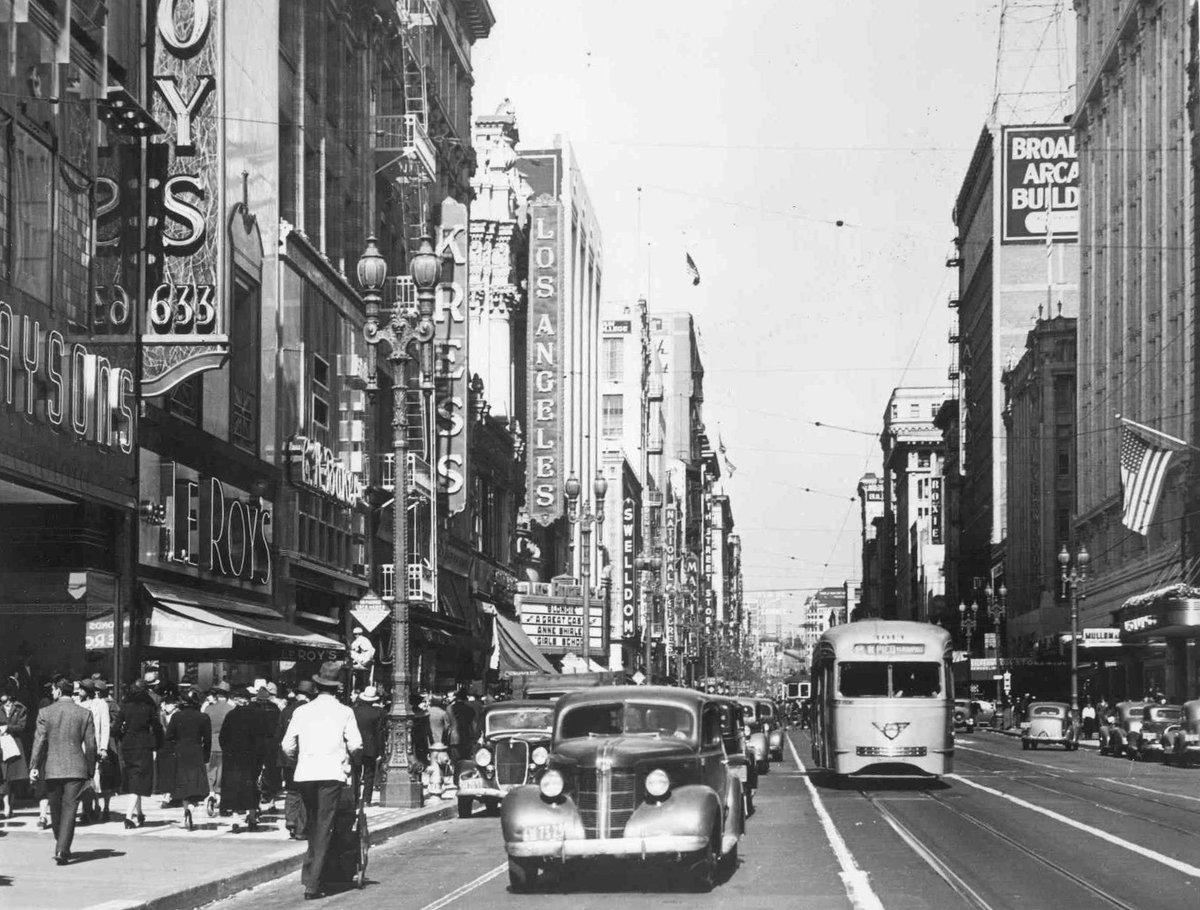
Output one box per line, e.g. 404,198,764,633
758,702,774,718
486,708,553,734
737,701,758,721
1031,705,1064,716
839,661,942,698
1125,707,1145,719
558,701,696,740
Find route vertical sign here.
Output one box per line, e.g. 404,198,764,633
526,196,565,526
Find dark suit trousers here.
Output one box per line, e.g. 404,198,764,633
46,778,85,856
297,781,345,892
359,756,378,804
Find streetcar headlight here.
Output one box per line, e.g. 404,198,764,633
539,769,565,799
531,746,549,766
645,768,671,798
474,747,493,767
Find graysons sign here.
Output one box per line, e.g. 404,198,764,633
526,197,565,526
288,434,363,507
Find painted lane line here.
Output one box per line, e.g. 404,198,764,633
955,744,1081,773
787,736,886,910
418,862,508,910
1099,778,1200,804
947,774,1200,878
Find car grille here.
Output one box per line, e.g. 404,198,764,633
857,746,927,757
494,740,529,787
576,768,637,838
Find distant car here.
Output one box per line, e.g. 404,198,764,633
456,701,554,819
736,696,770,774
1021,702,1078,751
970,700,996,726
1128,704,1183,761
953,699,975,732
1163,700,1200,765
1098,701,1145,756
500,686,744,893
757,698,785,761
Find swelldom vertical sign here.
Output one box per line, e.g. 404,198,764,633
526,196,564,526
144,0,228,396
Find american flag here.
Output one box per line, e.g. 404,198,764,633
1120,423,1176,535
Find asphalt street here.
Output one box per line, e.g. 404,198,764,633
211,732,1200,910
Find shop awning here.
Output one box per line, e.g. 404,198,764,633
494,611,555,675
142,582,345,654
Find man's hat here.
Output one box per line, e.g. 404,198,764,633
210,681,231,695
358,686,380,703
94,680,109,693
312,670,341,690
295,680,317,697
231,686,252,700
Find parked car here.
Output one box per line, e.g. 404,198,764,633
715,697,757,818
1162,699,1200,765
757,698,785,761
953,699,975,732
970,700,997,726
1127,703,1183,761
500,686,744,893
1021,702,1078,751
1098,701,1145,756
736,696,770,774
456,701,554,818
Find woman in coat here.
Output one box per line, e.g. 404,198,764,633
166,690,211,830
0,682,30,818
219,688,263,831
156,694,180,805
120,681,163,828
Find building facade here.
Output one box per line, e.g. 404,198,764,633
855,473,885,618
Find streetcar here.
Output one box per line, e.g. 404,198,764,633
810,620,954,779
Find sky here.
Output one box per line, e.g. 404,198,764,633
472,1,1042,624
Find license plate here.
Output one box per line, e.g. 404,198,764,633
521,823,564,841
459,776,484,792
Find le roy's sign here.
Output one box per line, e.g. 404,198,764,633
526,198,565,526
1001,125,1079,244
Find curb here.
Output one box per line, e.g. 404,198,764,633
84,801,459,910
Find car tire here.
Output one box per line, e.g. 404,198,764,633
508,857,538,893
457,797,474,819
1022,741,1029,750
744,790,754,818
757,759,769,775
682,832,719,893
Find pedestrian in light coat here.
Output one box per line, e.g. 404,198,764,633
0,682,31,818
282,670,363,900
280,681,315,838
29,675,96,865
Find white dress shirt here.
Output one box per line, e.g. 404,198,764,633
282,693,363,783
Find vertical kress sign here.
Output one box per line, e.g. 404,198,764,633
526,196,564,526
436,198,469,515
145,0,228,396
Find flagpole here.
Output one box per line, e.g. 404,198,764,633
1116,414,1198,453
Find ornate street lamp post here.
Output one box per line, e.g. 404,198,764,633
981,584,1007,708
565,471,608,663
358,234,439,808
635,554,662,678
958,600,978,653
1058,544,1089,716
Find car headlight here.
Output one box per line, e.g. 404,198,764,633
474,747,493,767
531,746,549,766
645,768,670,798
539,769,564,799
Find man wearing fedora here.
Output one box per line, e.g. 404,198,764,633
29,675,96,865
202,681,233,816
282,669,363,899
352,687,385,807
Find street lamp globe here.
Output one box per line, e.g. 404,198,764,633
999,583,1007,601
1058,544,1070,567
593,470,608,501
1077,545,1090,568
356,235,388,293
409,235,440,291
565,473,581,502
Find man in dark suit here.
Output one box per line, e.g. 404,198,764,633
29,674,96,864
352,687,385,806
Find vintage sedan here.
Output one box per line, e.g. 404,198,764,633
457,701,555,818
1127,703,1184,761
736,696,770,774
1098,701,1145,756
1162,699,1200,764
501,686,744,893
1021,702,1078,751
953,699,976,732
715,697,757,818
758,698,785,761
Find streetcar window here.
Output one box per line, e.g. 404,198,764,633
891,662,941,697
838,663,889,697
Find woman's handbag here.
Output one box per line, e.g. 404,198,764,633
0,732,19,762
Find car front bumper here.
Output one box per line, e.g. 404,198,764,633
507,834,708,859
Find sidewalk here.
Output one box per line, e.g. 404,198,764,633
0,795,459,910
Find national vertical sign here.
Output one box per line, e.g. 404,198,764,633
526,196,565,526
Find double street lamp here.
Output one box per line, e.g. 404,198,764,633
357,234,439,808
565,471,607,662
1058,544,1090,715
958,600,979,653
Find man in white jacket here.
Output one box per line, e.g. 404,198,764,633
282,670,362,900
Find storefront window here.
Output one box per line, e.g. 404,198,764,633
12,126,52,303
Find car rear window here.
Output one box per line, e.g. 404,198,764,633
1031,706,1063,716
487,708,553,734
839,661,942,698
1148,708,1181,722
558,701,695,740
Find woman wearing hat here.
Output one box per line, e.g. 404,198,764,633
166,689,211,830
120,680,162,828
220,688,264,832
0,681,30,819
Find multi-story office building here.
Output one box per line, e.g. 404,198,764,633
855,473,885,618
950,122,1079,613
1002,314,1076,660
1073,0,1198,701
881,387,952,622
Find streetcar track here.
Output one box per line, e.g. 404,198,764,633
1014,775,1200,840
859,788,1141,910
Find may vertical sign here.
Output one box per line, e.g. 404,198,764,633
144,0,228,396
436,197,469,515
526,196,564,527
